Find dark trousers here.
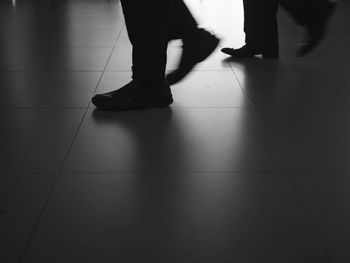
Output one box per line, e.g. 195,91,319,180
243,0,330,47
243,0,279,47
120,0,198,86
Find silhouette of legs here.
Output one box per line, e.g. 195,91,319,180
121,0,171,87
166,1,220,85
243,0,279,53
123,0,220,86
221,0,279,59
92,0,219,110
221,0,337,58
279,0,338,56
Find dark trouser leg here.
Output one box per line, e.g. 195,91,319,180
168,0,199,41
243,0,279,47
120,0,172,86
166,0,220,84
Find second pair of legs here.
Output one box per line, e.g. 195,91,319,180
221,0,338,59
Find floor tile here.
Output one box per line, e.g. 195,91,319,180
229,58,350,110
290,173,350,262
0,72,101,108
0,47,112,71
167,71,249,108
105,45,132,72
166,46,232,72
114,27,131,46
0,173,56,263
63,108,281,173
0,7,26,46
49,9,124,31
258,110,350,171
57,2,121,17
12,29,119,47
0,109,85,172
22,173,328,263
0,27,18,47
56,1,122,14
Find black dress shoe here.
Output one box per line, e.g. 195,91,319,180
92,81,173,111
297,1,337,56
166,29,220,85
221,44,279,59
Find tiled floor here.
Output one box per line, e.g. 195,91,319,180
1,0,350,262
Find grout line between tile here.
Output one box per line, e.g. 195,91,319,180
197,0,260,122
286,174,334,263
18,11,125,263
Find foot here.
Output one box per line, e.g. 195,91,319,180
297,21,327,56
92,81,173,111
221,44,279,59
297,1,337,56
322,0,338,18
166,29,220,85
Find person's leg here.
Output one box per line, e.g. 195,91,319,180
121,0,172,86
168,0,198,41
92,0,173,110
166,0,220,85
243,0,262,45
221,0,279,58
259,0,279,49
279,0,338,56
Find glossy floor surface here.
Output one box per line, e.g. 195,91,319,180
1,0,350,262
